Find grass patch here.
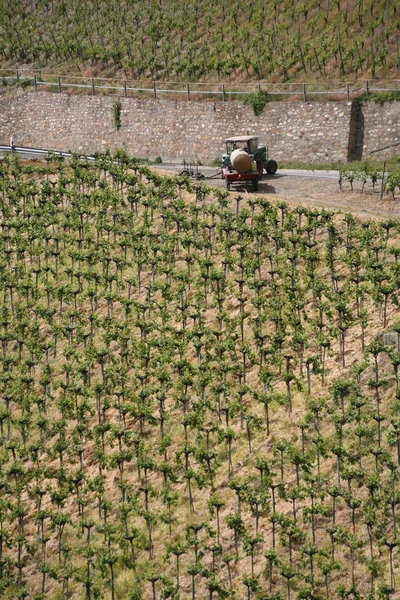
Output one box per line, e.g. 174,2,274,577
278,160,341,170
279,159,400,171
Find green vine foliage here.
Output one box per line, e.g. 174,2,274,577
0,151,399,599
112,98,122,129
243,90,272,116
355,90,400,105
339,160,400,199
369,90,400,104
1,1,400,82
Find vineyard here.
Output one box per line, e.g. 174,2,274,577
0,0,399,82
339,161,400,200
0,151,399,600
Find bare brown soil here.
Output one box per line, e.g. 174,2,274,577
155,165,400,220
222,175,400,220
256,175,400,220
2,160,399,600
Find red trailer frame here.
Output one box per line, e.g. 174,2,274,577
222,166,262,191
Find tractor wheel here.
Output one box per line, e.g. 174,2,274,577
256,159,263,179
226,179,231,191
266,159,278,175
252,179,258,191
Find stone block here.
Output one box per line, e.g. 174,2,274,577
382,332,400,350
0,91,355,164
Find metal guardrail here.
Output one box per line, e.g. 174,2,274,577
0,146,341,181
0,145,96,161
1,70,399,102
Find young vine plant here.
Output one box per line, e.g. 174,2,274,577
0,151,398,600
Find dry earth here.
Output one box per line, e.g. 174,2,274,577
155,166,400,220
253,174,400,220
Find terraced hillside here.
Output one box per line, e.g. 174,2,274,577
0,0,399,82
0,152,399,600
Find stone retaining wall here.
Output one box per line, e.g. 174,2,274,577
0,90,352,164
359,102,400,160
0,90,399,164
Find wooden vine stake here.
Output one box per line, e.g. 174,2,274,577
380,161,386,200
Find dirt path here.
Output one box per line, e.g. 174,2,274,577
155,165,400,220
252,174,400,220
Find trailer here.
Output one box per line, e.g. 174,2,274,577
221,135,278,191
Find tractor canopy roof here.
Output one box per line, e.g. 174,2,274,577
225,136,261,154
225,136,259,143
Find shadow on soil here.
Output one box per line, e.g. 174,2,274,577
227,179,277,194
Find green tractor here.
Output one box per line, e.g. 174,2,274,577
221,135,278,191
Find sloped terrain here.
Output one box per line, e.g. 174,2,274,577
0,152,399,600
0,0,399,82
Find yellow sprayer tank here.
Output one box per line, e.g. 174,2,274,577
230,149,253,173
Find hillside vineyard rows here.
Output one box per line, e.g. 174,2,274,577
0,152,399,600
0,0,399,81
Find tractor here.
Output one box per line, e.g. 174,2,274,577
221,135,278,191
